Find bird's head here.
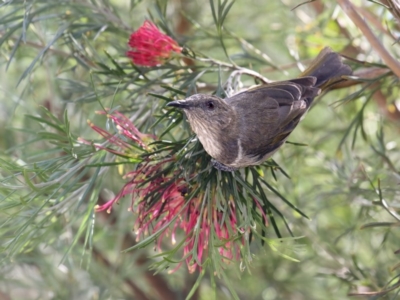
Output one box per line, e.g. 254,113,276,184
167,94,234,135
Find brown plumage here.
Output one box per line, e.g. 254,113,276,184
167,47,352,172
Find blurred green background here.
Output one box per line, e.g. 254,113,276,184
1,0,400,299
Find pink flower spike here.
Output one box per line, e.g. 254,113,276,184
253,197,269,226
127,20,182,66
87,109,245,273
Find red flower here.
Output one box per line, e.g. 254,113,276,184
96,157,242,273
127,20,182,66
84,110,247,273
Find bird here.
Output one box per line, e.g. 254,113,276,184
167,47,352,172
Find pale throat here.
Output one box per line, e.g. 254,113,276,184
190,119,223,159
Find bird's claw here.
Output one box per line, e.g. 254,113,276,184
211,159,237,172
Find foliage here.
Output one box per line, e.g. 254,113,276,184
0,0,400,299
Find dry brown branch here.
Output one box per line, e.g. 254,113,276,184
337,0,400,78
92,192,180,300
332,67,391,89
91,246,152,300
310,1,360,57
382,0,400,22
0,291,11,300
348,278,400,297
372,87,400,122
358,6,397,41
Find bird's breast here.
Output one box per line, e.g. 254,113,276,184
195,130,239,166
197,134,224,161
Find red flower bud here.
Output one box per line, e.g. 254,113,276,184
127,20,182,66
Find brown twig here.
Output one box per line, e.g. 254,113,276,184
348,278,400,297
309,2,400,122
337,0,400,78
309,0,324,13
381,0,400,23
372,88,400,122
358,6,397,41
95,203,179,300
91,246,152,300
0,33,70,58
0,290,11,300
291,0,318,11
175,0,196,67
330,67,391,88
333,66,400,122
310,1,360,57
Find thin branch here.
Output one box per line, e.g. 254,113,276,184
348,278,400,296
96,193,179,300
382,0,400,23
91,246,152,300
0,32,71,58
372,88,400,122
337,0,400,77
291,0,317,11
358,6,397,41
0,290,11,300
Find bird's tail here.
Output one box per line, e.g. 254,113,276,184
300,47,352,90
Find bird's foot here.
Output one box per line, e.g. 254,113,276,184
211,159,237,172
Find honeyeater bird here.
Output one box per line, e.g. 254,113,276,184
167,47,352,172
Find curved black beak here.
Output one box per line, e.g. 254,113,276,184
167,100,190,109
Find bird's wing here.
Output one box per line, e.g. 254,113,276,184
226,80,318,161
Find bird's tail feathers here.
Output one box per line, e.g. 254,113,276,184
300,47,352,90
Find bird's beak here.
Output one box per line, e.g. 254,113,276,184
167,100,190,109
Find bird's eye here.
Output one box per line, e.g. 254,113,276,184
206,101,215,110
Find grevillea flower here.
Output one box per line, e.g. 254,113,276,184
84,110,246,273
96,156,242,273
127,20,182,66
85,110,152,152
